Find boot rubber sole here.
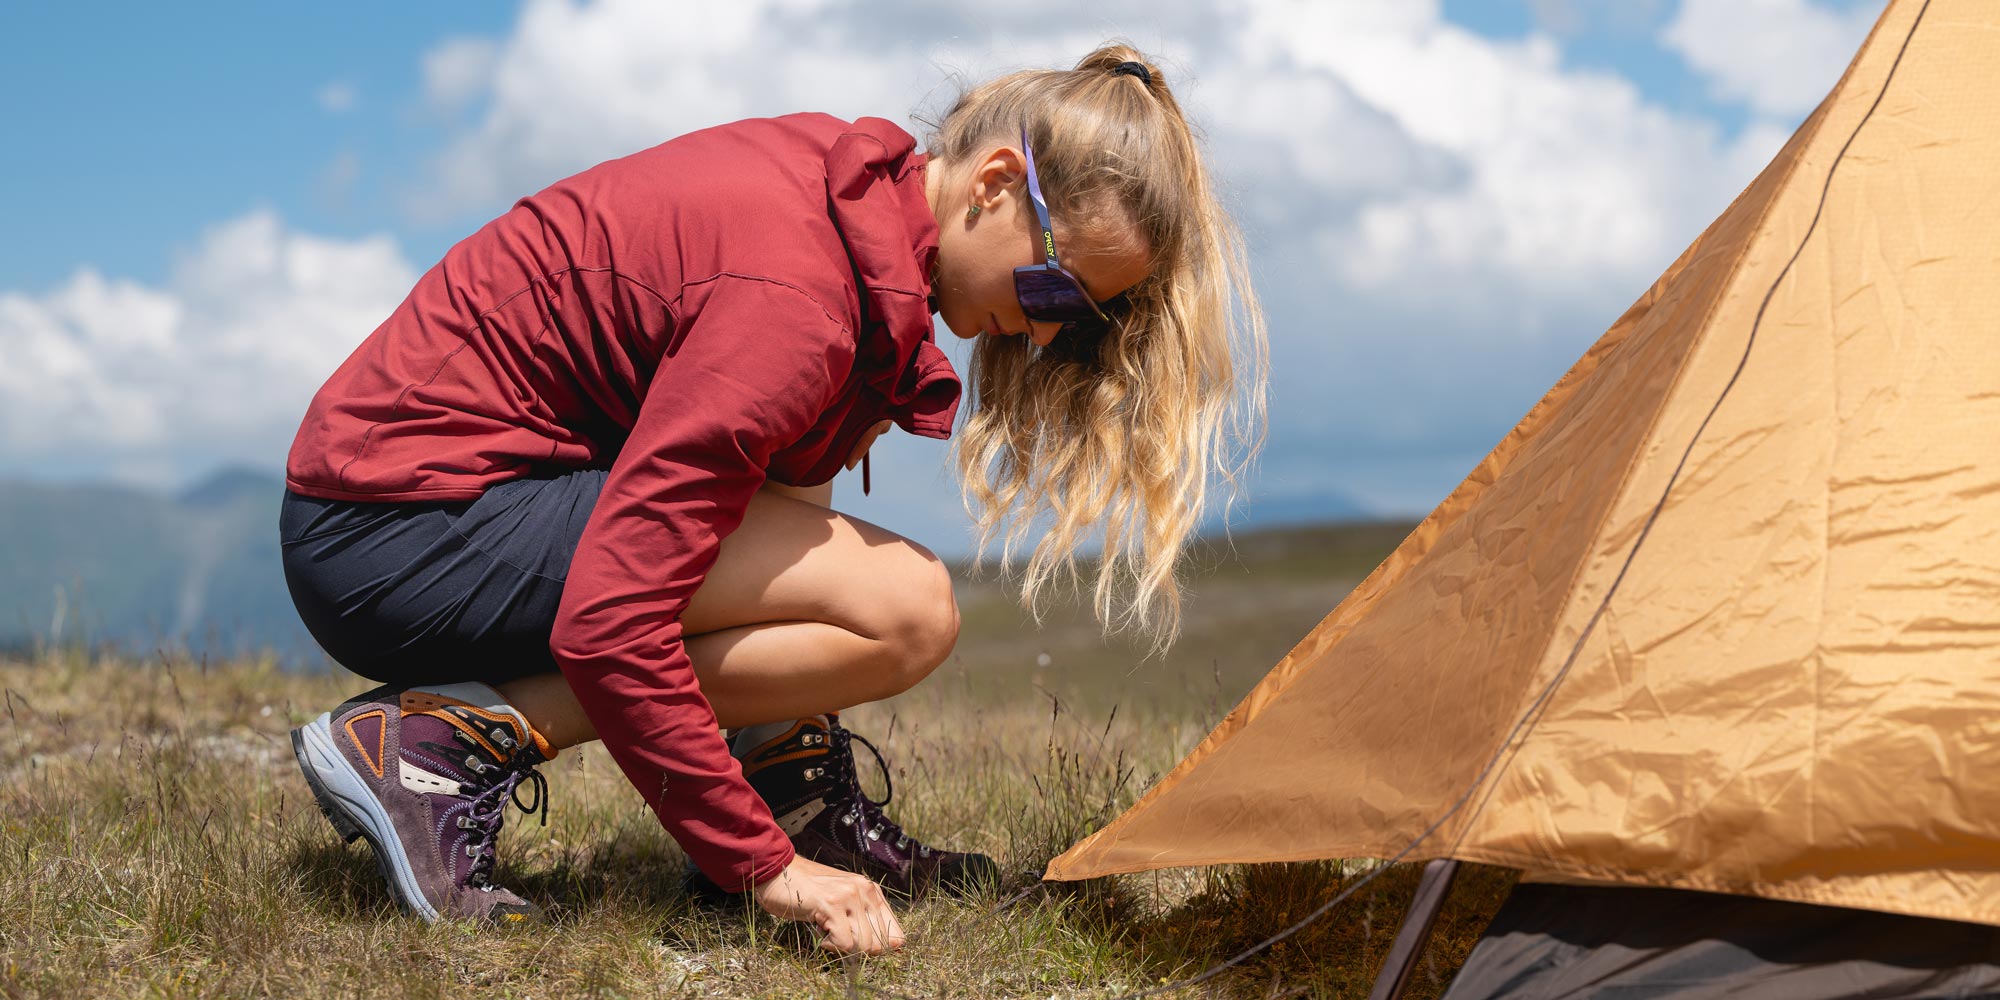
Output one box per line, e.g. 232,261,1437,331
292,714,442,921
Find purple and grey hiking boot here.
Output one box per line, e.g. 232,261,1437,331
291,682,554,924
688,714,999,902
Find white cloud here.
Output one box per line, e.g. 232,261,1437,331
421,37,499,116
1662,0,1883,118
410,0,933,219
317,81,358,114
1528,0,1669,37
0,211,416,487
1231,7,1734,306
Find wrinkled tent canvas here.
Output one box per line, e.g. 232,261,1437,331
1049,0,2000,930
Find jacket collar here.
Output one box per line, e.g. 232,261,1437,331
823,118,961,438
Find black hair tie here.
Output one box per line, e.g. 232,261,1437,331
1111,61,1152,86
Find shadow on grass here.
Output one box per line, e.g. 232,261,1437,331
285,825,694,924
287,837,406,919
507,837,688,920
1052,861,1517,999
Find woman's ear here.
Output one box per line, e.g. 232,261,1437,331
968,146,1026,216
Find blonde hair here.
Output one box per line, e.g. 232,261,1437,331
916,43,1270,657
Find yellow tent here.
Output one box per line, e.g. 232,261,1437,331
1048,0,2000,929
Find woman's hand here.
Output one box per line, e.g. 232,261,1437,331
752,854,906,955
845,420,893,471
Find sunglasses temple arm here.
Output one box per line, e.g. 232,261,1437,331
1021,126,1059,268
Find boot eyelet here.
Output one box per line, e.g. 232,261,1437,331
866,828,881,841
841,814,855,826
465,843,480,858
457,815,474,829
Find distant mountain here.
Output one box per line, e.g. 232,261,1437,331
175,465,280,507
1207,488,1374,530
0,467,320,663
0,466,1384,667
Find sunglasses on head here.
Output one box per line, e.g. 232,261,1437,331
1014,126,1129,351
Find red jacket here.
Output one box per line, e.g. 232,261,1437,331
286,114,961,888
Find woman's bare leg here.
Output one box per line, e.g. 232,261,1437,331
498,483,958,750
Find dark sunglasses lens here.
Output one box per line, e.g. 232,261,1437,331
1014,268,1098,321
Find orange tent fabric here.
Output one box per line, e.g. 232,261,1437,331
1048,0,2000,927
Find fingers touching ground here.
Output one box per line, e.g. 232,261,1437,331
752,855,906,955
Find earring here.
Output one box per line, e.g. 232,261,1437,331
965,204,982,223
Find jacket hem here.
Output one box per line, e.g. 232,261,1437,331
284,477,488,504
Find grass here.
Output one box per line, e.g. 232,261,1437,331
0,521,1517,999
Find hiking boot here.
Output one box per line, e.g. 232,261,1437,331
687,715,999,902
291,681,554,923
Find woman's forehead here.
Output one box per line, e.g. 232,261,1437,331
1062,238,1152,303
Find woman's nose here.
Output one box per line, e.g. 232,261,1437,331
1026,319,1060,347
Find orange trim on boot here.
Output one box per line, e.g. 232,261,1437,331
344,709,388,778
399,690,558,762
523,724,557,761
735,718,829,775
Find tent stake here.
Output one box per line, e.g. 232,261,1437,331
1366,859,1461,1000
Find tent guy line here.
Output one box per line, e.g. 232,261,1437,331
1445,0,1931,857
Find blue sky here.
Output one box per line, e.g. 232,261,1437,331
0,0,1885,556
1,4,510,288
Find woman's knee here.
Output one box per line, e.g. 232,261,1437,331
876,548,959,694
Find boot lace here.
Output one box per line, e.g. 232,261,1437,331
827,719,914,852
455,751,549,890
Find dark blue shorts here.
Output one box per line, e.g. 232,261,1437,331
278,469,608,685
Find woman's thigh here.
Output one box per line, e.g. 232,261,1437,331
684,488,955,648
281,472,952,685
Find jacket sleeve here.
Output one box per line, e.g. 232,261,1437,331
550,273,857,890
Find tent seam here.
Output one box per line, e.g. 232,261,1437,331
1453,1,1924,851
1450,135,1829,846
